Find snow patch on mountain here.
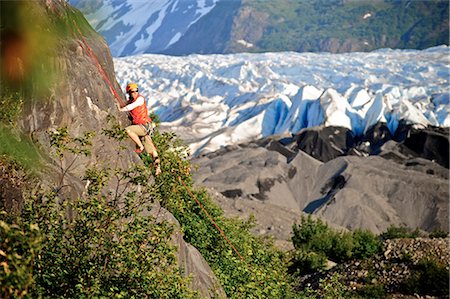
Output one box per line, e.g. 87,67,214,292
78,0,218,57
114,46,450,155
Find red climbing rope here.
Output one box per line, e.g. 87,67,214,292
47,0,125,106
178,176,253,271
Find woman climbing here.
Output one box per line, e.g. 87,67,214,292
118,82,161,175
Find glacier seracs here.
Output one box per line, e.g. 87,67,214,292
114,46,450,155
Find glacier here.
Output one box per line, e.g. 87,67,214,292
114,46,450,155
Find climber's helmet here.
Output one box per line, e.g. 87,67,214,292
126,82,138,94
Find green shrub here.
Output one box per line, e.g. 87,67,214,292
292,216,355,263
0,218,42,298
381,225,421,240
290,216,383,277
288,250,327,276
352,229,382,259
21,192,197,299
428,229,448,239
329,231,354,263
349,284,386,299
307,230,334,254
299,273,348,299
403,258,449,296
292,215,330,249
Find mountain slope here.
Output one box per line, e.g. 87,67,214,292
69,0,220,56
71,0,449,56
163,0,241,55
192,126,449,238
245,0,449,53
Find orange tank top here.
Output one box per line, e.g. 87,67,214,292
129,95,152,125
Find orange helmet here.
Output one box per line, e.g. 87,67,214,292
126,82,138,93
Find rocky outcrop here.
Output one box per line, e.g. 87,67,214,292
151,206,226,299
163,0,241,56
293,126,355,162
291,124,450,167
400,126,449,168
1,1,224,296
227,6,269,53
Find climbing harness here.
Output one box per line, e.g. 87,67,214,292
141,121,154,135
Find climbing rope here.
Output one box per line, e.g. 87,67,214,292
178,176,254,271
47,0,255,278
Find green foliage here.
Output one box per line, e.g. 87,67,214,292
403,258,449,296
0,89,23,126
102,115,128,142
0,86,43,171
148,129,294,298
83,167,110,196
2,126,298,298
49,127,96,192
149,111,161,125
0,125,43,172
290,216,382,274
49,127,94,158
288,250,327,276
1,128,198,298
380,225,421,240
329,231,354,262
428,229,448,239
292,215,329,249
20,192,196,299
352,229,382,259
0,217,42,298
246,0,448,53
349,284,386,299
299,273,348,299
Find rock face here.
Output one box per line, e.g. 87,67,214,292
401,126,449,168
292,123,449,168
2,1,223,296
293,126,355,163
192,124,449,239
